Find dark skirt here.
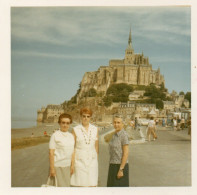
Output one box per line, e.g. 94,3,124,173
107,163,129,187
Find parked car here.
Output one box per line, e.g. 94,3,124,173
139,118,149,126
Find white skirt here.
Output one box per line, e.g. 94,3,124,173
70,150,98,186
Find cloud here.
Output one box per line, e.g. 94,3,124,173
13,48,190,65
150,56,190,63
11,7,190,48
13,50,111,60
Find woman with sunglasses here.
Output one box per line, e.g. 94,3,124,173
70,107,99,187
49,113,75,187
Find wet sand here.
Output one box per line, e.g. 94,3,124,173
11,122,111,139
11,123,72,139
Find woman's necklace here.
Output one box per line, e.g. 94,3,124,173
81,126,91,144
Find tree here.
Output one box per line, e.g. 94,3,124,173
185,92,191,107
87,88,97,97
67,94,77,105
135,85,146,90
165,96,173,101
103,96,112,107
156,100,164,109
179,91,185,95
144,85,166,100
82,88,97,97
104,83,134,103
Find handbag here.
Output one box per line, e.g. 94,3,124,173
41,176,58,187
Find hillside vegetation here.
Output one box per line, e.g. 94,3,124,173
65,82,191,109
103,83,169,109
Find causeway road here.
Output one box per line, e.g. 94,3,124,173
11,127,191,187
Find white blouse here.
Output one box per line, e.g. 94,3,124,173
49,130,75,167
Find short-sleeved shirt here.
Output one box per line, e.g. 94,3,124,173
49,130,74,167
148,120,155,128
109,129,129,164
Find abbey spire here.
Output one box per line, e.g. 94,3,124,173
128,27,133,49
125,27,134,64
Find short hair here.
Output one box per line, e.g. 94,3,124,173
80,107,93,116
58,113,72,124
113,114,124,122
150,116,154,120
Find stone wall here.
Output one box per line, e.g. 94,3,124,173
37,104,64,123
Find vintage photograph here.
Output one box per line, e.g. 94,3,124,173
11,6,191,188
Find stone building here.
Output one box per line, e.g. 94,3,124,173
174,95,189,108
129,90,145,100
129,93,140,101
183,99,190,108
77,29,165,103
118,101,156,119
163,95,189,114
175,95,185,108
37,104,64,123
163,101,176,111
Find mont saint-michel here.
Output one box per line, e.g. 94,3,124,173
78,29,164,100
37,29,190,123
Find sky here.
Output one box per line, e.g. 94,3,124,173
11,6,191,120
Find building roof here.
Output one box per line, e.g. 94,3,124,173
148,109,156,115
142,108,149,112
163,101,175,105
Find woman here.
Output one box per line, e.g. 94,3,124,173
70,107,99,187
180,117,185,130
49,113,75,187
147,116,157,141
162,118,166,127
187,117,191,136
107,115,129,187
173,117,177,131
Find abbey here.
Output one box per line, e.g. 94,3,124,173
78,29,165,102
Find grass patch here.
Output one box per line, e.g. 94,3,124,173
104,131,115,143
11,136,50,150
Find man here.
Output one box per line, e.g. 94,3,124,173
135,117,138,130
180,117,185,130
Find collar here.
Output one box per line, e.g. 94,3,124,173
115,129,124,136
59,130,69,136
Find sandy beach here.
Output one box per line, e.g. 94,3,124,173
11,123,73,139
11,121,112,138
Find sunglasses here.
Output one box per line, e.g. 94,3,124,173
61,122,70,125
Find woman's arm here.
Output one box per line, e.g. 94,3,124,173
70,129,76,175
154,121,157,131
95,128,99,158
49,149,56,177
117,144,129,179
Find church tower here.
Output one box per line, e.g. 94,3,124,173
124,28,135,65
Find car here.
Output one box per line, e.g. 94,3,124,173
139,118,149,126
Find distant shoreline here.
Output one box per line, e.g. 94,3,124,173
11,123,60,139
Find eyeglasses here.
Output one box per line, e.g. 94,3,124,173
82,115,91,118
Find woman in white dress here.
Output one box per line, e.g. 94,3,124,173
70,107,99,187
49,113,75,187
